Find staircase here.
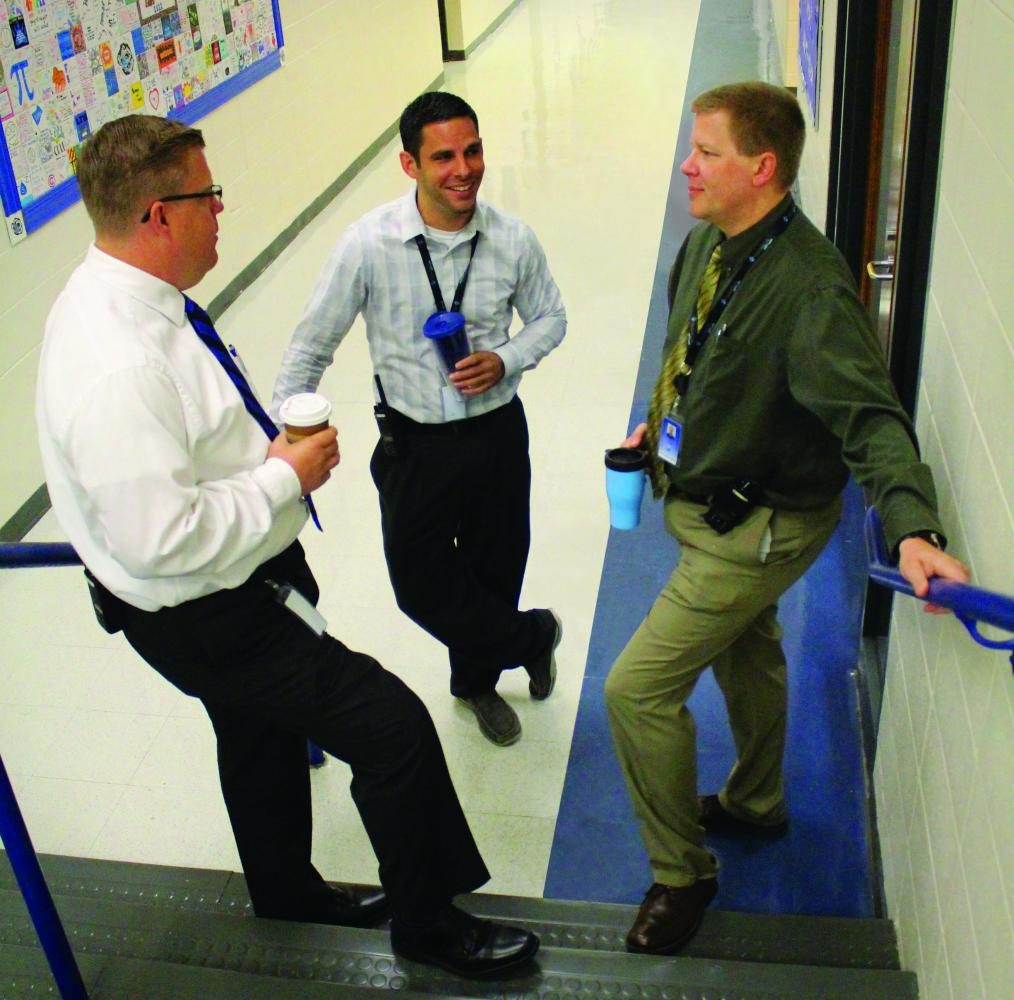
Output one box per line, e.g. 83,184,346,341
1,854,917,998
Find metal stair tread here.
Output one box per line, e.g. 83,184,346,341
2,891,917,999
1,852,901,970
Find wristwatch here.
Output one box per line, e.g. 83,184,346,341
899,530,945,550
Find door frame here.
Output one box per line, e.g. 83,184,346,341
824,0,954,644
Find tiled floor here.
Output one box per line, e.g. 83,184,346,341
2,0,701,901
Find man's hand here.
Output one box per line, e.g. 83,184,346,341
898,536,970,614
267,426,340,494
449,351,505,397
622,422,648,449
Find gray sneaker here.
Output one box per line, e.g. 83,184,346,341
458,691,522,746
525,609,562,700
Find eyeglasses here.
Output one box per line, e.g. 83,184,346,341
140,185,223,223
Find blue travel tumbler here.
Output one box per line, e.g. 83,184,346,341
604,447,649,530
423,311,471,372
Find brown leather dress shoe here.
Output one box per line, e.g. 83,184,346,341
699,794,788,838
625,878,717,954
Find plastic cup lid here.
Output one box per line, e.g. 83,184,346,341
279,393,332,427
423,311,466,339
604,447,649,471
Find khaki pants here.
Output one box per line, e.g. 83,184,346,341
604,493,842,886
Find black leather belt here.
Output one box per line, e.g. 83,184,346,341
668,487,709,505
389,397,517,437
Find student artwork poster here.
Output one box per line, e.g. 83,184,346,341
0,0,282,236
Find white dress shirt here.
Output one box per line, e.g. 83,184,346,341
270,191,566,424
37,246,307,611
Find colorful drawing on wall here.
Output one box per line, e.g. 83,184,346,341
798,0,822,127
0,0,283,240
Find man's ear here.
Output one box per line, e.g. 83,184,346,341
399,150,419,180
753,151,778,188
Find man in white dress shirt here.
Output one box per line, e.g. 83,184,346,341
36,114,539,980
272,92,567,747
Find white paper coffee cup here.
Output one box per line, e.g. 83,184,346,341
279,393,332,442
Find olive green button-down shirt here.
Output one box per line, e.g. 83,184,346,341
662,195,943,552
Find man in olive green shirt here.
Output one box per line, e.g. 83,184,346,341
605,81,968,956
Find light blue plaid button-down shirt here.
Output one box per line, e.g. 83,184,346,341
270,191,566,424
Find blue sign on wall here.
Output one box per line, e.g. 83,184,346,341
799,0,822,127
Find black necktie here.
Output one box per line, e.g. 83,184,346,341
184,296,321,531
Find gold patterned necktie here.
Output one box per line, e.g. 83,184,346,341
645,242,723,498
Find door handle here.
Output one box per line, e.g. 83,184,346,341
866,257,895,281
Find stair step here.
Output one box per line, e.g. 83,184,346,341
2,853,917,997
2,853,902,971
2,888,917,999
477,892,901,969
3,892,916,993
1,946,435,999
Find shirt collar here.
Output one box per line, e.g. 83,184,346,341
709,192,796,268
397,189,486,246
86,244,189,328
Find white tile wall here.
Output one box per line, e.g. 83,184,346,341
874,2,1014,998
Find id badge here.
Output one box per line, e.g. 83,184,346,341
657,415,683,467
441,384,468,421
269,580,328,636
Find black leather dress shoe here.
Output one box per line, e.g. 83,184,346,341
458,691,522,746
259,883,389,928
525,609,561,700
626,879,717,954
391,904,539,979
699,794,788,838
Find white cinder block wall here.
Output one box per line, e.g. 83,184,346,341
0,0,444,527
874,2,1014,998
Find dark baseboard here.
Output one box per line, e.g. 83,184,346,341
1,484,51,543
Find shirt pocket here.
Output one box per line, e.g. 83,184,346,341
692,335,750,405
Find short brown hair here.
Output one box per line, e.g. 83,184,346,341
76,115,205,235
692,81,805,190
399,91,479,161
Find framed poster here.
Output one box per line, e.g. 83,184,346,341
0,0,284,244
799,0,822,127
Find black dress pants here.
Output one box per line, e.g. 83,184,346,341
119,542,489,921
369,395,545,698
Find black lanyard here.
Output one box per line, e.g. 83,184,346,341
676,202,798,398
413,232,480,314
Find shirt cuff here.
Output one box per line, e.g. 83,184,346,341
495,341,524,378
255,456,304,512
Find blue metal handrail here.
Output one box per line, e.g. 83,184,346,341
0,757,88,998
0,541,81,567
1,542,88,998
865,507,1014,672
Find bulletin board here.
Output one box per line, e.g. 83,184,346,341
0,0,283,244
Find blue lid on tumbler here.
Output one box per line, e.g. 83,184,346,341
423,311,466,340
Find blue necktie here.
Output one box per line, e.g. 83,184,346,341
184,296,322,531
